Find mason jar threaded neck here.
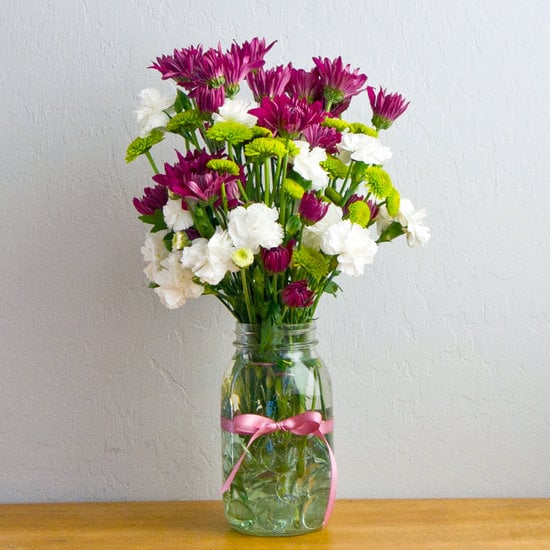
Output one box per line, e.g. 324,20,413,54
234,322,318,350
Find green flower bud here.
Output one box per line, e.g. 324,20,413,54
285,214,302,236
324,187,344,206
232,248,254,268
172,231,190,250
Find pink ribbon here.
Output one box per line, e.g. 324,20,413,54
220,411,337,527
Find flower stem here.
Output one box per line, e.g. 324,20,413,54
264,159,271,206
145,150,159,175
240,269,255,323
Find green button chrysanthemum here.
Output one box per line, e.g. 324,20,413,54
348,122,378,138
348,201,371,227
206,159,241,176
321,117,349,132
244,137,288,162
125,129,164,163
386,187,401,217
293,247,331,281
321,155,348,180
276,138,299,157
283,178,306,199
206,121,253,145
251,126,273,138
166,110,205,133
366,166,393,198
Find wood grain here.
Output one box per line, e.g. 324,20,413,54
1,499,549,549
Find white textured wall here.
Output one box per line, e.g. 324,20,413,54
1,0,549,503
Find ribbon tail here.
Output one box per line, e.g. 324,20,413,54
318,431,338,527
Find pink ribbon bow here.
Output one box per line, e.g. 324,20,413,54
220,411,337,527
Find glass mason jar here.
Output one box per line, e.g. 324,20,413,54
220,323,335,536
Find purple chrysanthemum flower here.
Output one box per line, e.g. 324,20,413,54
286,68,323,103
246,65,292,101
298,192,329,224
223,39,276,95
191,85,226,113
235,37,276,66
194,45,225,87
312,56,368,114
367,199,379,220
149,45,204,90
249,94,326,137
133,184,168,215
261,241,294,274
185,227,201,241
152,150,241,208
221,54,260,97
302,123,341,154
367,86,410,130
281,279,315,308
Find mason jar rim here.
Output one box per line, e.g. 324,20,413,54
233,322,318,348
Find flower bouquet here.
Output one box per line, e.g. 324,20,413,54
128,37,429,535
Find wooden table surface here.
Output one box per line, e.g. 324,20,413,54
1,499,549,549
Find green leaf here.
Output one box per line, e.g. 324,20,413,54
174,89,193,113
252,265,265,297
351,161,368,185
191,205,215,238
163,231,174,252
377,221,405,243
138,208,167,233
323,281,341,296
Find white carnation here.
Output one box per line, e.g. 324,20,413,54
181,229,239,285
212,98,258,128
338,133,392,165
227,204,284,254
134,87,175,137
321,219,378,277
141,231,169,282
292,140,329,190
153,253,203,309
302,203,343,250
163,198,194,231
397,199,431,247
